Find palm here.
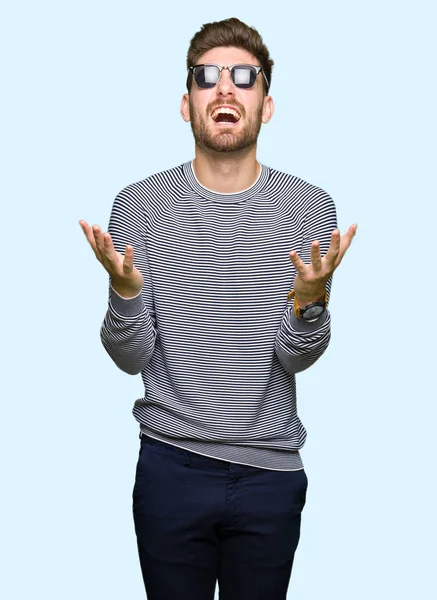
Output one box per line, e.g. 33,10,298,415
79,220,143,296
289,224,357,303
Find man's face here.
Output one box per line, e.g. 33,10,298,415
181,46,274,154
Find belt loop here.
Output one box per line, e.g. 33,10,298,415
184,451,192,467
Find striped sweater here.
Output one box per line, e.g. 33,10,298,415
101,160,337,471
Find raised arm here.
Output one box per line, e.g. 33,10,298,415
275,192,357,374
79,189,157,375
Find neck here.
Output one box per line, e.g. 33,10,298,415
192,145,261,194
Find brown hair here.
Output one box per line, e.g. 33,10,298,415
186,17,274,94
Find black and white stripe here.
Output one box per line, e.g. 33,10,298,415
101,161,337,471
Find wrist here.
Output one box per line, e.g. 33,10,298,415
287,288,328,321
292,275,327,307
111,278,142,299
294,289,326,307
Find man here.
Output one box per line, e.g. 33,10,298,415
80,17,356,600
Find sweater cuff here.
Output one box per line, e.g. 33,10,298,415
288,308,329,331
110,286,144,316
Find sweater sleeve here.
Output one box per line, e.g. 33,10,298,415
100,185,157,375
274,189,338,374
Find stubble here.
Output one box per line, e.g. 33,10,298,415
189,97,263,154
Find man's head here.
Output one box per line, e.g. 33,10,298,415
180,18,275,155
185,18,274,95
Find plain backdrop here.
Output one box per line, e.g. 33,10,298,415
1,1,436,598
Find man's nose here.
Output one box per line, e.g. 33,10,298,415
216,67,235,95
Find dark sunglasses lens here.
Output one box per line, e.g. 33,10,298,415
194,65,220,88
231,66,257,88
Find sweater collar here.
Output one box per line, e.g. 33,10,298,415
183,160,269,203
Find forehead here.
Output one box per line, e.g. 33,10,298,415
196,46,259,66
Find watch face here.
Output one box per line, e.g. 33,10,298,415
302,305,325,320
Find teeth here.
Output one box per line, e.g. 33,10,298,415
212,107,241,121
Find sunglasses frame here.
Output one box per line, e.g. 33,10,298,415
187,63,270,93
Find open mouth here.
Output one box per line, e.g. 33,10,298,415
211,106,241,125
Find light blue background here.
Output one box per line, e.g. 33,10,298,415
2,1,436,598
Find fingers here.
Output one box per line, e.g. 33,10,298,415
342,224,358,246
310,240,322,271
79,221,141,291
79,220,100,258
93,226,117,259
97,229,123,272
79,221,116,265
289,223,357,292
324,229,341,267
336,223,358,266
79,220,95,248
92,224,104,252
290,242,324,275
102,232,119,263
92,225,112,265
123,245,134,273
289,250,306,274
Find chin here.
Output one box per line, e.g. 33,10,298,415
191,118,260,154
214,134,258,154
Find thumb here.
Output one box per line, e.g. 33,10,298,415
123,245,134,273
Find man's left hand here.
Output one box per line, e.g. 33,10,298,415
289,224,358,306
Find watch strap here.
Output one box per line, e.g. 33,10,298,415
287,289,328,319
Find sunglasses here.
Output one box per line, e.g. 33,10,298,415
188,64,270,92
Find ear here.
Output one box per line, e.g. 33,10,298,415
261,95,275,124
180,93,191,122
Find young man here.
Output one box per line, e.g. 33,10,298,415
80,17,356,600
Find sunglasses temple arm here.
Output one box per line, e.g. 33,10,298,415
186,68,192,90
262,70,270,93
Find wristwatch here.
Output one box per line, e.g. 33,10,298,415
287,289,328,321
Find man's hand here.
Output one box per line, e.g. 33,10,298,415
79,220,143,298
289,224,357,306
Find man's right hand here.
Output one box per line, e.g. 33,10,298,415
79,220,143,299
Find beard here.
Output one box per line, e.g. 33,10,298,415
189,98,263,154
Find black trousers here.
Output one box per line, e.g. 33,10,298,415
133,435,308,600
